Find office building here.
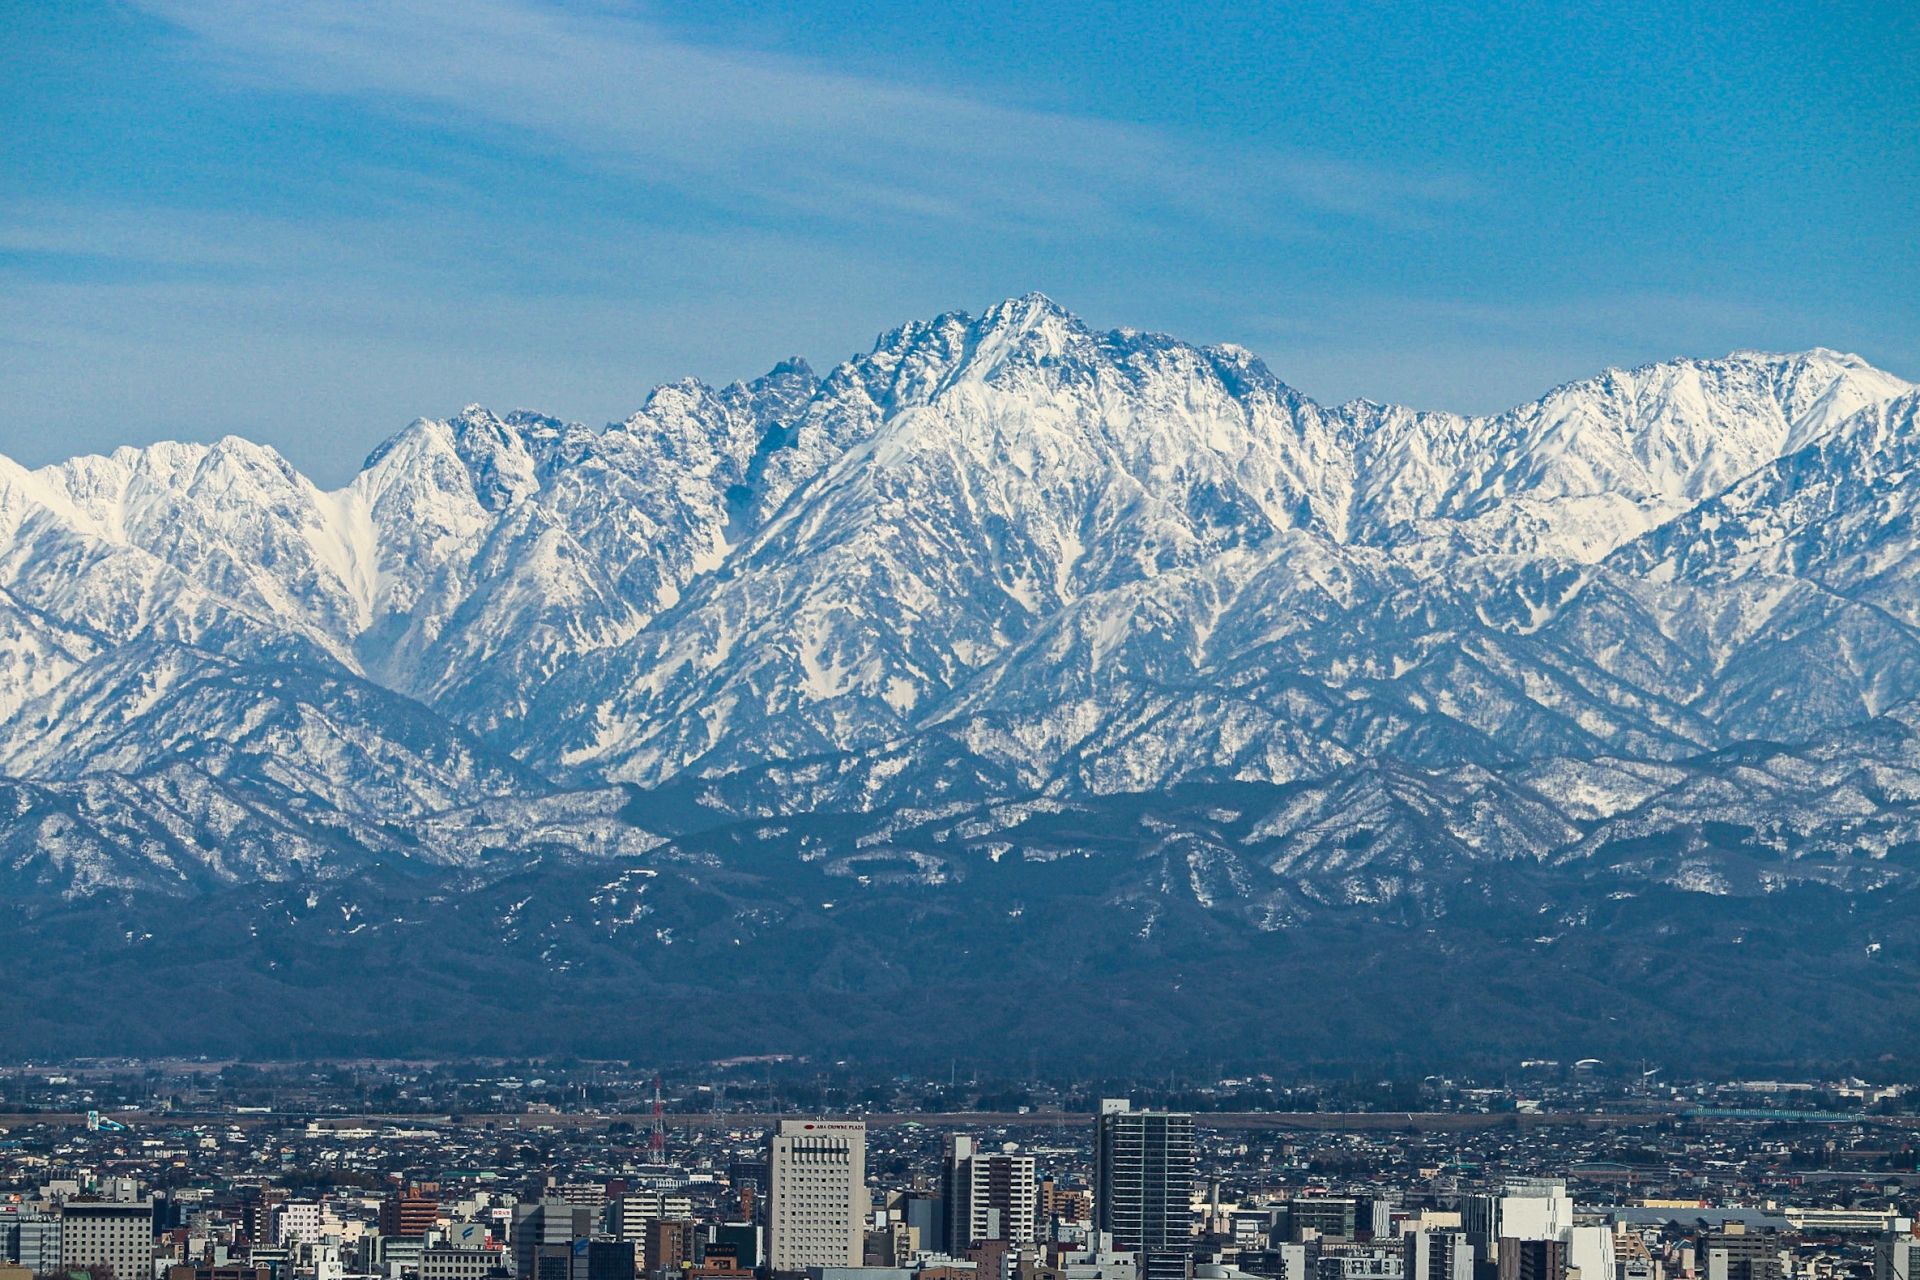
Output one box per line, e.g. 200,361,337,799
712,1225,764,1271
514,1202,596,1280
1230,1209,1272,1249
692,1244,747,1280
1094,1102,1194,1254
62,1197,158,1280
419,1226,504,1280
1619,1254,1661,1280
375,1238,426,1276
728,1162,770,1196
1289,1203,1359,1244
421,1241,510,1280
1,1206,62,1274
166,1267,271,1280
1702,1228,1778,1280
900,1196,943,1256
585,1240,636,1280
768,1120,868,1272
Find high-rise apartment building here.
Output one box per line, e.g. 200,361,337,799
1497,1239,1565,1280
1317,1242,1406,1280
1405,1232,1475,1280
62,1197,156,1280
1240,1244,1312,1280
942,1137,1036,1249
1877,1235,1920,1280
941,1138,973,1256
246,1189,287,1248
1094,1101,1194,1254
1,1205,62,1273
767,1120,866,1272
610,1195,695,1243
1037,1181,1091,1230
382,1191,442,1239
274,1202,325,1246
865,1223,918,1268
1464,1181,1571,1256
643,1221,695,1277
1566,1228,1614,1280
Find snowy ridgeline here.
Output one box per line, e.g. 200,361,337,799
2,293,1919,903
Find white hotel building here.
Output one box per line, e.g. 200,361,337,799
767,1119,867,1272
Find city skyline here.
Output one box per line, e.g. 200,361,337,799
5,1077,1920,1280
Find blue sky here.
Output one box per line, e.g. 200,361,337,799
3,0,1915,485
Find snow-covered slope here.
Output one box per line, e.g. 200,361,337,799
0,294,1915,906
511,301,1914,792
1341,348,1910,561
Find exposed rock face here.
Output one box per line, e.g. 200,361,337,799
2,295,1917,954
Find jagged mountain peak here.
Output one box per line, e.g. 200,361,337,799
10,298,1920,1064
1334,344,1914,563
1723,344,1888,369
849,294,1123,408
1614,390,1920,609
1,299,1919,926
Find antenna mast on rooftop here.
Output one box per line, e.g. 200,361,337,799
651,1075,666,1160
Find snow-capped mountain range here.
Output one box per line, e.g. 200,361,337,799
3,293,1918,914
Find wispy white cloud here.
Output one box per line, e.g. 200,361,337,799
0,191,974,483
129,0,1470,239
5,0,1906,493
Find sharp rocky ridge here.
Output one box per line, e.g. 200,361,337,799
3,292,1919,933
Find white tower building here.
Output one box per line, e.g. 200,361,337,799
768,1119,868,1272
